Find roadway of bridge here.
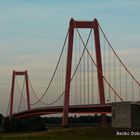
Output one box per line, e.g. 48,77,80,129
11,104,112,118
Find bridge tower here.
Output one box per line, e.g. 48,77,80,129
9,70,31,115
62,18,105,127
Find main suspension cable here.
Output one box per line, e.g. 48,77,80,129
99,24,140,87
31,28,93,106
76,28,124,102
30,29,69,105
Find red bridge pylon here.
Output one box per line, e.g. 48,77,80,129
9,70,31,115
62,18,105,127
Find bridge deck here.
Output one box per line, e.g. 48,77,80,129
11,104,112,118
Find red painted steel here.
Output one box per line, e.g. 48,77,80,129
9,70,31,115
73,21,94,28
93,19,106,126
15,72,27,75
62,18,75,127
93,19,105,104
12,104,111,119
10,71,15,115
63,18,105,127
25,71,31,110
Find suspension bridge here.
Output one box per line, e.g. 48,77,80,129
6,18,140,127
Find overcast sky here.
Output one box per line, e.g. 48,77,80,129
0,0,140,115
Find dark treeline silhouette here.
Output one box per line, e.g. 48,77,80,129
2,115,111,132
44,115,111,125
0,114,3,132
3,116,46,132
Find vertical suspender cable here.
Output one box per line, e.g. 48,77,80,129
74,30,78,105
87,42,90,104
54,74,55,106
125,71,127,101
58,55,60,106
57,63,59,106
108,46,111,102
131,78,134,101
114,53,116,102
61,45,63,104
52,72,54,106
79,33,82,105
139,85,140,101
119,62,122,99
78,33,83,104
83,46,86,104
91,31,95,104
56,69,58,106
103,36,106,102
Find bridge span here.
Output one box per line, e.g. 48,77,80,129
11,104,111,119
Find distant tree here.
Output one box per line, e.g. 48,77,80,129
0,113,2,124
3,116,46,132
0,113,3,132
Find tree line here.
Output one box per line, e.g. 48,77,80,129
0,114,111,132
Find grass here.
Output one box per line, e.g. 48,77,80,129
0,126,140,140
